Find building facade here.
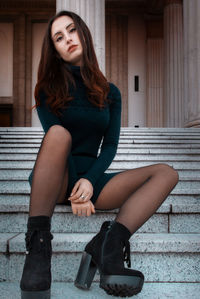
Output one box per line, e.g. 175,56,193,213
0,0,199,128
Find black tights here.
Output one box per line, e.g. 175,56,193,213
29,125,71,217
29,125,179,235
95,164,178,234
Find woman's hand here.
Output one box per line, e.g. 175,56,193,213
71,200,95,217
68,178,93,203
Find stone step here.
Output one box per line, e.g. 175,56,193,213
121,132,200,136
100,143,200,148
1,133,200,140
1,142,199,149
0,282,200,299
0,128,200,136
0,193,197,204
1,169,198,181
121,128,200,132
0,126,200,131
2,128,199,134
1,133,200,139
1,153,200,161
127,139,200,144
1,147,200,154
110,169,200,176
0,180,198,195
0,160,199,170
1,137,200,144
0,197,199,234
109,161,200,170
0,135,198,146
0,233,199,283
0,195,199,211
0,178,199,192
0,128,199,287
0,170,198,180
0,168,198,178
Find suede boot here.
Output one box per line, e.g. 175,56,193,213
20,216,53,299
75,220,144,297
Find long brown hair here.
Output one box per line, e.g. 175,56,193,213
33,10,110,117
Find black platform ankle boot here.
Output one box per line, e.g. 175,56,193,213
20,216,53,299
75,220,144,297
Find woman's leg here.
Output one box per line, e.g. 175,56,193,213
95,164,179,234
29,125,72,217
20,125,72,298
75,164,178,297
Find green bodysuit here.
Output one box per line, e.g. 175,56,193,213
29,65,122,205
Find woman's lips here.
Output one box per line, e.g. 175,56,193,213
68,45,78,52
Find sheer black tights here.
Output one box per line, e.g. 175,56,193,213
95,164,179,234
29,125,71,217
29,124,179,235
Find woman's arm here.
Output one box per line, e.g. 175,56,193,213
81,83,122,187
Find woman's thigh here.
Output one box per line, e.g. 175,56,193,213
94,163,177,210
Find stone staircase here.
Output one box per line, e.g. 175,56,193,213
0,127,200,299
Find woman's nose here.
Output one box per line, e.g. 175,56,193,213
65,34,72,44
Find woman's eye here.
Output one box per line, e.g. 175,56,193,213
70,27,76,33
56,36,62,42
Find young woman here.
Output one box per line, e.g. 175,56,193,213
20,10,179,299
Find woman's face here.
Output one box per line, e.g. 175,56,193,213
51,15,83,66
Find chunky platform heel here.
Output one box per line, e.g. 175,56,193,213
74,251,97,289
75,221,144,297
21,289,50,299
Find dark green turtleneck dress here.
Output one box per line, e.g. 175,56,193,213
29,65,122,205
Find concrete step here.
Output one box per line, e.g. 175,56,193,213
110,161,200,170
1,153,200,161
1,143,200,149
0,160,199,171
0,282,200,299
1,147,200,154
1,170,199,185
1,138,200,144
0,168,199,178
0,127,199,288
0,197,199,234
0,129,200,138
1,128,199,134
121,139,200,144
1,129,200,134
0,194,199,212
121,131,200,136
0,233,199,283
0,179,199,193
0,180,198,196
0,126,200,131
118,143,200,148
1,133,200,140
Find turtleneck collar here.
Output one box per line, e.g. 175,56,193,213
69,64,81,71
67,63,82,80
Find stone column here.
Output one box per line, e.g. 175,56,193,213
183,0,200,127
13,14,26,126
106,14,128,127
163,0,184,127
147,39,164,127
56,0,105,74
